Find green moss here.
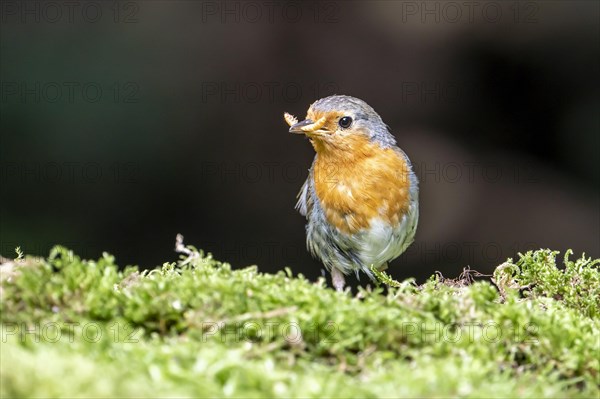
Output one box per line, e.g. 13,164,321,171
494,249,600,318
1,246,598,398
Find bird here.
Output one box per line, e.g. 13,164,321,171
284,95,419,292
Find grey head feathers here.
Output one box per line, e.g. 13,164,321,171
308,95,398,148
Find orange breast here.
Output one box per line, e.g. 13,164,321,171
313,136,412,235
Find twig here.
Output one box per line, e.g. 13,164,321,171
174,234,200,265
175,234,194,256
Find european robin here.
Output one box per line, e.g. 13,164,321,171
284,95,419,291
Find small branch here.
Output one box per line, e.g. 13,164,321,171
175,234,194,256
174,234,200,265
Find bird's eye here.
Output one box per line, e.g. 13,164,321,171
339,116,353,129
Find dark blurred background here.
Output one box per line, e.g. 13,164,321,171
1,1,598,284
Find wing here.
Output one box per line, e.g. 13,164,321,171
295,165,315,218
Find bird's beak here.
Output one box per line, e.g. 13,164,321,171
287,116,327,136
289,119,315,134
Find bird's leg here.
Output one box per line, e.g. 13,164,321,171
331,268,346,292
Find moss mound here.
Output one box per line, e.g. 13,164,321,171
1,246,598,398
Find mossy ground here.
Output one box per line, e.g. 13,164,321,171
1,245,598,398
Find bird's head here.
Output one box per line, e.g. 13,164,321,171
284,95,396,153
